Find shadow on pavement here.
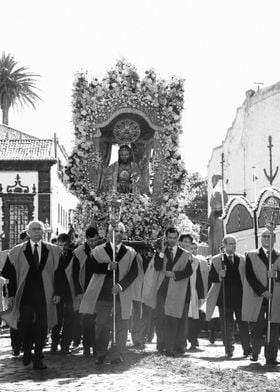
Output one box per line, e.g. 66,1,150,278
0,349,155,383
238,364,280,374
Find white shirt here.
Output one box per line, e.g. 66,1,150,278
262,247,271,259
110,242,122,255
168,245,178,260
30,240,42,263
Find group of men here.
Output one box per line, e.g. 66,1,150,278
1,219,280,370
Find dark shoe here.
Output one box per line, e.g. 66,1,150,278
22,353,32,366
243,347,252,357
95,355,106,365
165,350,175,357
110,357,123,365
61,348,72,355
195,339,199,347
250,354,259,362
266,360,280,366
33,359,47,370
227,351,233,358
209,330,216,344
12,348,20,356
50,343,58,353
83,347,91,356
133,342,145,349
188,345,198,352
174,348,185,354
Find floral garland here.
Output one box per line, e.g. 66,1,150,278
73,192,199,242
65,59,195,240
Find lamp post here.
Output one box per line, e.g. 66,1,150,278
262,196,280,344
108,191,122,346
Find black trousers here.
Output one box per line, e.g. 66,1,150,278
188,311,205,346
72,311,82,345
95,300,129,360
250,303,279,362
10,328,22,350
154,294,189,353
219,305,251,354
131,303,155,344
18,301,48,359
51,301,74,349
82,313,96,349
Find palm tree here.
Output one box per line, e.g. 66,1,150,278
0,52,41,125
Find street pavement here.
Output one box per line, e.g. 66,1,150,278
0,327,279,392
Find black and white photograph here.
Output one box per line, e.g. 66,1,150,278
1,0,280,391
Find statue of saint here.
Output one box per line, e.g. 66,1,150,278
99,145,140,194
208,174,228,255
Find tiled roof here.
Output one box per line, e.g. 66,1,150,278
0,139,56,161
0,124,38,140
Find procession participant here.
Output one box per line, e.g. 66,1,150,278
79,222,139,365
178,233,193,252
6,230,29,356
72,226,99,356
186,241,207,350
1,220,62,369
130,252,145,349
206,235,251,357
144,227,193,356
50,233,74,354
242,229,280,365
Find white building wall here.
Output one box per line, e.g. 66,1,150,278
50,147,78,237
208,82,280,206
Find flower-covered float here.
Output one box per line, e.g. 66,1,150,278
65,59,199,242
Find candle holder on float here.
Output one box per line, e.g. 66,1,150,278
108,189,122,346
262,196,280,345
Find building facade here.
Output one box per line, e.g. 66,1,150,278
208,82,280,254
0,125,77,250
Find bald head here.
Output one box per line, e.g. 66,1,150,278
261,229,276,250
222,234,236,255
27,220,44,243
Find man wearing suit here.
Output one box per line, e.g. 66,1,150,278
152,227,193,356
2,220,61,369
243,229,280,366
206,234,251,357
50,233,74,354
72,226,100,355
80,222,139,365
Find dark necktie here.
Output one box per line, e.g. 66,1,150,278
229,255,234,265
169,247,174,262
33,244,40,269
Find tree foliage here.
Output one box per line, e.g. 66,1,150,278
0,52,40,125
185,172,208,242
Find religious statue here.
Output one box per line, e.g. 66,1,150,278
99,144,140,194
208,174,228,255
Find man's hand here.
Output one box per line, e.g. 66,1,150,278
109,261,118,271
219,270,226,279
267,270,277,279
165,271,175,279
53,296,61,305
7,297,15,309
112,284,122,295
262,290,272,300
73,294,83,311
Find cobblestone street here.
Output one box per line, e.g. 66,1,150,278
1,327,280,392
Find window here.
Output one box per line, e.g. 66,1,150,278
9,204,29,248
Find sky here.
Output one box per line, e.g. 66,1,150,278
2,0,280,177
